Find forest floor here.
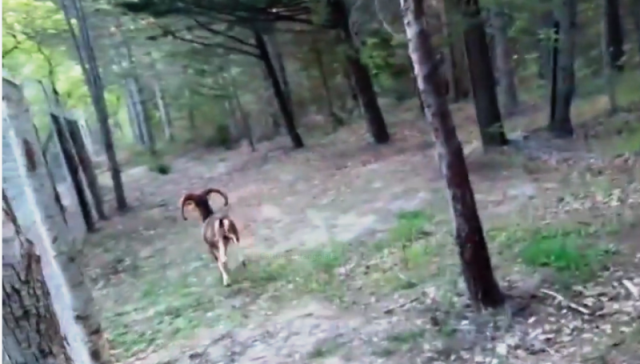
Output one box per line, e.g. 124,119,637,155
86,94,640,364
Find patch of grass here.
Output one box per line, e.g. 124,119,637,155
388,210,435,244
373,328,426,358
103,262,240,360
489,225,615,281
238,243,349,300
308,338,346,359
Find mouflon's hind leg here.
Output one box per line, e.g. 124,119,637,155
218,260,230,286
218,238,228,264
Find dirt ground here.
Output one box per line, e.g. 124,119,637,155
85,98,640,364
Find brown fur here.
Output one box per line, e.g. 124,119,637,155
179,188,243,286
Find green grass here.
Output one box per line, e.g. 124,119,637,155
373,328,427,358
489,224,616,281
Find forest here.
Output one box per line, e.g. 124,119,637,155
2,0,640,362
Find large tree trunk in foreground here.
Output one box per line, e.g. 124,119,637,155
400,0,505,310
490,7,520,116
330,0,390,144
604,0,625,72
458,0,508,147
2,78,112,364
254,30,304,149
548,0,577,138
61,0,127,211
3,192,74,364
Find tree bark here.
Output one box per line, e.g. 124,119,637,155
254,29,304,149
341,66,362,114
601,14,618,114
3,192,74,364
330,0,390,144
2,79,112,364
313,44,344,130
50,113,95,232
400,0,505,310
228,73,255,151
61,0,127,211
490,8,520,116
264,30,294,116
154,81,174,142
538,10,556,81
632,0,640,54
458,0,508,147
604,0,625,72
441,0,472,101
548,0,577,138
65,118,107,220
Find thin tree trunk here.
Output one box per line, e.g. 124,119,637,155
228,73,256,151
254,29,304,149
65,118,107,220
61,0,127,211
490,7,520,116
3,192,74,364
342,66,362,114
313,44,344,129
538,10,556,81
264,31,294,115
400,0,505,310
125,91,143,145
632,0,640,54
50,113,95,231
186,89,197,136
441,0,472,101
154,81,174,142
548,0,577,138
601,12,618,114
458,0,508,148
604,0,625,72
330,0,390,144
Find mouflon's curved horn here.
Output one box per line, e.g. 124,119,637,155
179,193,198,221
201,188,229,207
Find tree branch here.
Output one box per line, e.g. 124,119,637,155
152,25,261,59
191,18,257,49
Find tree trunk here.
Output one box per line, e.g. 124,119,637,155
126,77,155,155
490,8,520,116
538,10,556,81
185,89,197,136
632,0,640,54
313,44,344,130
458,0,508,147
50,113,95,232
154,81,174,142
400,0,505,310
264,31,294,116
254,29,304,149
2,80,112,364
330,0,390,144
441,0,472,101
342,66,362,114
548,0,577,138
604,0,625,72
601,13,618,114
65,118,107,220
2,192,74,364
125,91,144,145
228,73,256,152
61,0,127,211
